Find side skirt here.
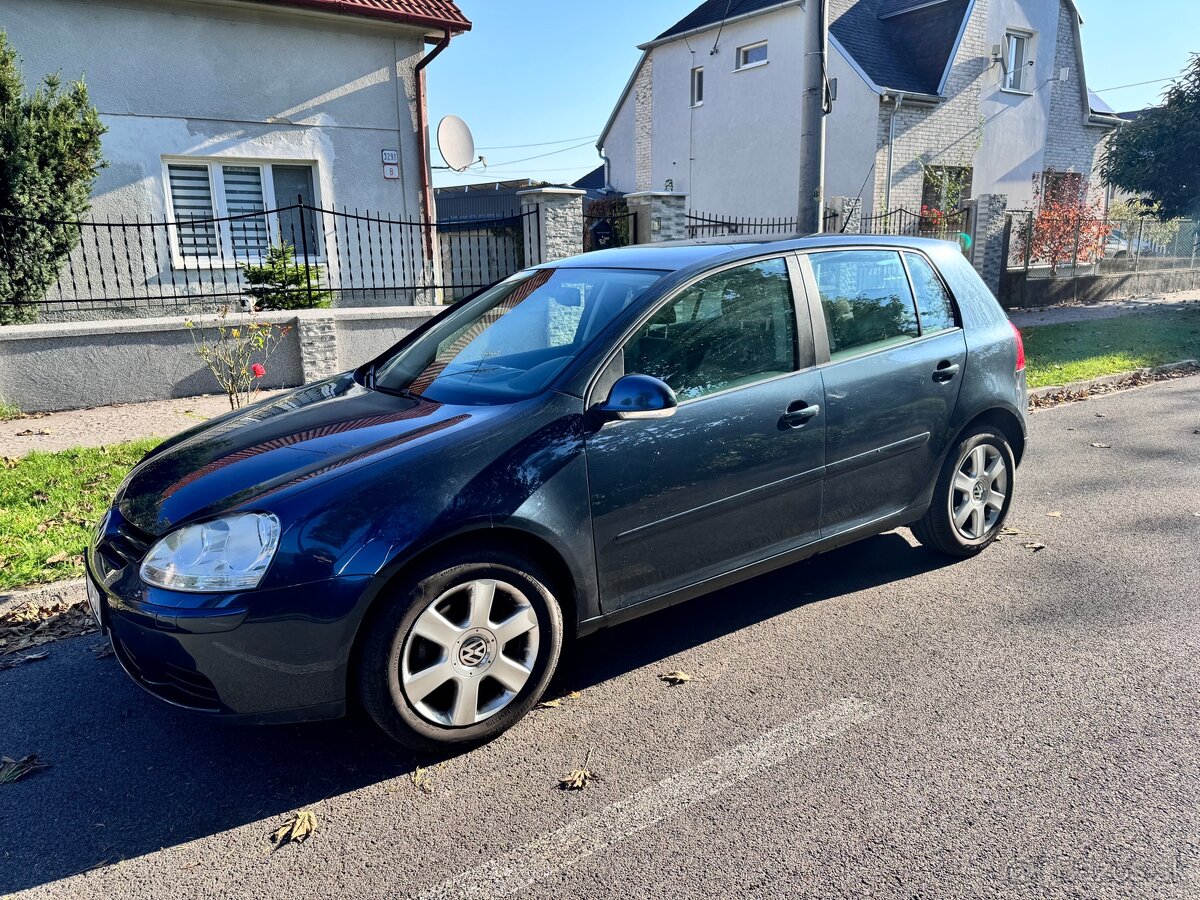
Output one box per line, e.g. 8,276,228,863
576,504,928,637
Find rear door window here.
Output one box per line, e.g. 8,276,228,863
904,252,957,334
810,250,919,360
623,257,799,401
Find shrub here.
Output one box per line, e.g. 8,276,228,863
241,241,332,311
186,307,292,410
0,31,106,325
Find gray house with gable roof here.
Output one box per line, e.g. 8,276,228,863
599,0,1122,220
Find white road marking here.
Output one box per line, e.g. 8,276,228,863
415,696,880,900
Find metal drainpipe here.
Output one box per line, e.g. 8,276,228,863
883,91,905,212
415,30,452,257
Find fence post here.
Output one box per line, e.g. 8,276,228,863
1134,217,1145,275
516,187,585,265
971,194,1008,299
625,191,688,243
296,194,314,307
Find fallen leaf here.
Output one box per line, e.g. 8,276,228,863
410,766,434,794
1,457,18,469
0,755,49,784
558,767,596,791
1024,542,1047,553
90,643,114,660
659,671,692,685
1091,442,1112,449
1000,527,1025,536
43,552,71,565
537,698,562,709
1095,413,1107,418
1046,511,1063,518
0,650,50,671
271,809,317,845
14,428,51,437
31,491,49,504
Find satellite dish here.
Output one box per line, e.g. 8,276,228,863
437,115,476,172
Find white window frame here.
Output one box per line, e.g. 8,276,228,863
735,40,768,71
161,156,323,268
690,65,704,107
1001,30,1033,94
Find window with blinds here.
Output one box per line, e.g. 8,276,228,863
167,164,218,257
221,165,270,258
163,158,319,264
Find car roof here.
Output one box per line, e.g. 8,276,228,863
544,233,963,273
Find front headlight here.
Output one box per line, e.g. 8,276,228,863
140,512,281,593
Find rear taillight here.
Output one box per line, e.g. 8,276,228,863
1010,321,1026,372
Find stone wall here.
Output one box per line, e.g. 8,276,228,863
971,193,1009,297
519,188,586,265
873,0,990,213
634,53,654,192
625,192,688,243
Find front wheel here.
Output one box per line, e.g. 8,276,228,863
357,548,564,751
911,427,1016,558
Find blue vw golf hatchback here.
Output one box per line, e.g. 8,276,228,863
89,235,1027,749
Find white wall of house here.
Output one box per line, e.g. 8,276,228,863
603,4,810,218
974,0,1061,209
3,0,428,224
824,41,881,219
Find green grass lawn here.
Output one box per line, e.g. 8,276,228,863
0,440,159,592
1021,308,1200,389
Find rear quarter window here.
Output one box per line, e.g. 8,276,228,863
903,252,957,333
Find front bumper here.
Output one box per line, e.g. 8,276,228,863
88,513,374,722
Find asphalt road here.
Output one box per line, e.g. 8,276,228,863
3,378,1200,900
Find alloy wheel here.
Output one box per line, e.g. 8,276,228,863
398,579,540,727
950,443,1008,541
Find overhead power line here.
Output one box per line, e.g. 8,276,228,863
476,134,599,150
1093,76,1175,93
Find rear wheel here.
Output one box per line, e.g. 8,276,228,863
357,548,563,750
911,427,1015,558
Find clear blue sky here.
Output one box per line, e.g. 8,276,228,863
429,0,1197,188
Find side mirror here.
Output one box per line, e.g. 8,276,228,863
596,374,678,422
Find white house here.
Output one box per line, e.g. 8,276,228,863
2,0,470,310
599,0,1122,221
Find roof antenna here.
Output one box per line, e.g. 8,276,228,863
710,0,733,54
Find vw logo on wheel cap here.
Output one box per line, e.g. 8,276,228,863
458,635,489,668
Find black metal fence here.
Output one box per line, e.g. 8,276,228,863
0,203,539,317
1006,210,1200,278
686,211,801,239
856,207,970,241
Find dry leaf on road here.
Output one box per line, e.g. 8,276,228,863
411,766,434,794
0,650,50,671
14,428,51,437
1024,542,1047,553
1091,442,1112,449
659,671,692,685
271,809,317,846
0,755,49,785
537,698,562,709
1046,511,1063,518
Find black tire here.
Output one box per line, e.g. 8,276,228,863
911,426,1016,558
357,547,564,751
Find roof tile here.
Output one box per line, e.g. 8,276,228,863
257,0,471,32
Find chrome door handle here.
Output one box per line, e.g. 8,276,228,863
781,403,820,428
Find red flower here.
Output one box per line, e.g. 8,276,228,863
251,363,266,378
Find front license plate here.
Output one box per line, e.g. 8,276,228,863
86,576,106,635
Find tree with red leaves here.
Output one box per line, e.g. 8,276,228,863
1017,171,1112,275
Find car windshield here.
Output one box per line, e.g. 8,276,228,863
372,267,664,405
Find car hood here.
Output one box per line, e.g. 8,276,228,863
116,377,497,534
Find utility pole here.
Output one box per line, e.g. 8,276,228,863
797,0,827,234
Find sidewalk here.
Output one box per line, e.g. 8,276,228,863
1008,291,1200,328
0,391,282,458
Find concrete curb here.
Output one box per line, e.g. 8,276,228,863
0,578,85,618
1029,359,1200,406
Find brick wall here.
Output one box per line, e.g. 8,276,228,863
1042,1,1109,197
634,53,654,192
873,0,990,213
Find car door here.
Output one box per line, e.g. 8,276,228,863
584,255,825,612
802,247,967,533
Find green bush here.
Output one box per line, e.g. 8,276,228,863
0,31,106,325
241,241,332,311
